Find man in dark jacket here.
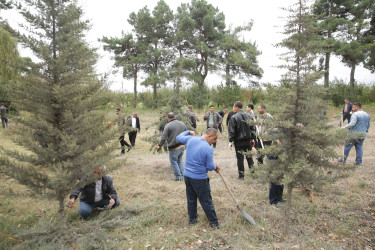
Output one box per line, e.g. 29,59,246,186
342,98,353,124
68,165,120,219
0,104,8,128
157,113,187,181
187,105,197,129
228,101,256,179
217,108,227,133
127,112,140,147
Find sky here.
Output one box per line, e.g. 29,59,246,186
2,0,375,92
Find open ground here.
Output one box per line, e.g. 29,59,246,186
0,106,374,249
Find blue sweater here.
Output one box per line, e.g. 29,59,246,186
176,131,217,179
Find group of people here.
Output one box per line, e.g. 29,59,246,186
68,99,370,228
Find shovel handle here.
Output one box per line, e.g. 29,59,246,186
218,171,239,206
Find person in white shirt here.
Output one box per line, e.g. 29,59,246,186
127,112,140,147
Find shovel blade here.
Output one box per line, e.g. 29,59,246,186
237,205,256,225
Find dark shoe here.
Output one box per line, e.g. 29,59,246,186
273,202,284,208
171,178,181,181
237,176,244,180
209,222,220,228
121,150,125,154
338,158,345,163
279,198,287,203
189,218,198,225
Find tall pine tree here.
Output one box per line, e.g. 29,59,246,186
256,0,350,235
0,0,116,233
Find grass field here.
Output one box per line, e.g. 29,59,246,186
0,106,374,249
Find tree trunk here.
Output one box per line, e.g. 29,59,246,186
350,62,356,89
324,53,330,88
153,82,157,109
58,196,67,237
284,183,293,236
225,63,230,86
133,71,137,108
324,1,333,88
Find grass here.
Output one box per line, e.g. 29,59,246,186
0,107,374,249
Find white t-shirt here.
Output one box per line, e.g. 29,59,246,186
94,179,103,202
132,117,137,128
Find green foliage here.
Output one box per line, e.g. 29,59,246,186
128,0,174,108
258,0,353,235
14,205,149,249
218,22,263,86
0,0,121,238
327,79,375,106
0,28,20,107
213,83,241,107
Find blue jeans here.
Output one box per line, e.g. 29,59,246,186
169,147,185,179
344,139,364,165
184,176,218,226
79,197,120,219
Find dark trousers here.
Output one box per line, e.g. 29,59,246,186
343,113,351,124
1,117,8,128
218,123,223,133
256,140,272,164
269,182,284,204
119,135,130,153
79,197,120,219
128,131,137,146
184,176,218,226
207,126,217,147
266,155,284,204
234,142,254,178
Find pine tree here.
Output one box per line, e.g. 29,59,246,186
128,0,173,109
312,0,352,88
335,0,374,87
256,0,351,235
175,0,225,108
0,0,116,235
101,33,145,108
218,22,263,87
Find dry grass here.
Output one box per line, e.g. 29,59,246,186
0,107,374,249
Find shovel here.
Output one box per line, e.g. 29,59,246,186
217,171,256,225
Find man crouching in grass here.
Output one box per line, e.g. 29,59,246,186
68,165,120,219
176,128,221,228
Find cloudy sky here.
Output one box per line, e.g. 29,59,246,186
3,0,374,91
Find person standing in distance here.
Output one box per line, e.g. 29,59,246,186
203,105,222,148
342,98,353,124
127,112,140,147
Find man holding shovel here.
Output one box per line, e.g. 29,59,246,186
176,128,220,228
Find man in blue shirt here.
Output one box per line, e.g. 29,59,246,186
176,128,221,228
341,103,371,166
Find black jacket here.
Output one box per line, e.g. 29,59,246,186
70,175,118,203
228,110,256,145
127,116,141,131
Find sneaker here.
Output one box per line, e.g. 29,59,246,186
127,147,132,152
171,178,181,181
338,158,345,163
237,176,244,180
